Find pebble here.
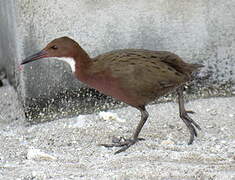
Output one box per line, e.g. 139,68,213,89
206,123,216,128
27,148,57,161
31,171,47,179
99,111,126,122
161,139,175,145
206,108,217,115
3,162,18,168
220,140,227,144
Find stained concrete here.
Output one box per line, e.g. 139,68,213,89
0,0,234,121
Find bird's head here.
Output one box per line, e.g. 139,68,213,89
21,37,82,72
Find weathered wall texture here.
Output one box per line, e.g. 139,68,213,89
0,0,234,121
0,0,18,85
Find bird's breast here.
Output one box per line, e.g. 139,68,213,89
77,70,138,106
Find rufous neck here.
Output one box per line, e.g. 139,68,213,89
73,45,93,81
74,45,92,69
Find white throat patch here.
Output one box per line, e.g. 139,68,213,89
57,57,76,72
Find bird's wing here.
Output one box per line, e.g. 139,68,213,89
98,50,187,98
114,60,186,97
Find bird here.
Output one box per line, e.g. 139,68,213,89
21,36,204,154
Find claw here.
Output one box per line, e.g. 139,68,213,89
184,112,201,131
177,86,201,145
114,143,134,154
180,111,201,144
99,136,145,154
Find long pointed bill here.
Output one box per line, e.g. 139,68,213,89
21,50,48,65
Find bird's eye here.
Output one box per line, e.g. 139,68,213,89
51,45,58,50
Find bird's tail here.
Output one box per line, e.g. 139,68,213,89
188,63,204,73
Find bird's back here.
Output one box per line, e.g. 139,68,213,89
89,49,203,106
93,49,202,75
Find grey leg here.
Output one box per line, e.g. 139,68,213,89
177,86,201,144
100,105,149,154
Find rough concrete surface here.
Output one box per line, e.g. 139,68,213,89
0,0,235,121
0,81,235,180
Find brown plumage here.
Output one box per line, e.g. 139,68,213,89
21,37,204,154
89,49,201,106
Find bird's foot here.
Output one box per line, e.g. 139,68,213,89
99,136,145,154
180,110,201,145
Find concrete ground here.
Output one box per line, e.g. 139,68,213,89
0,80,235,180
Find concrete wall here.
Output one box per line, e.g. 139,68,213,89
0,0,234,121
0,0,18,85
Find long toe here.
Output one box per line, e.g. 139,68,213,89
187,122,198,145
183,112,201,130
114,139,136,154
180,115,198,144
188,133,194,145
99,137,144,154
114,143,134,154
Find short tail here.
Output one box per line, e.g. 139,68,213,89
161,55,204,75
191,63,204,69
189,63,204,73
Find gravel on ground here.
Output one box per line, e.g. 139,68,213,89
0,80,235,180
